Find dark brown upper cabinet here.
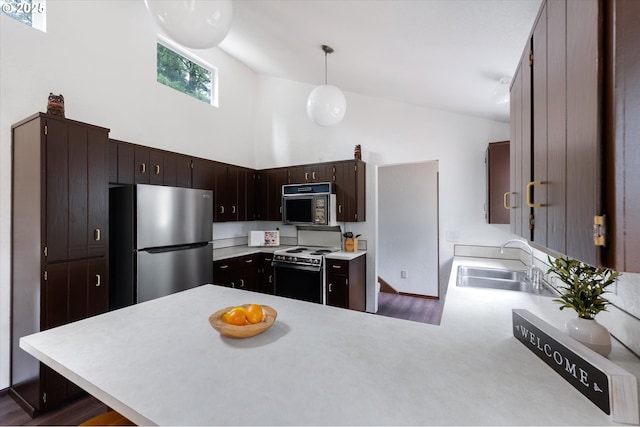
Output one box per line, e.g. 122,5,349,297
486,141,510,224
512,0,640,272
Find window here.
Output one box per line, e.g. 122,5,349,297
156,40,218,106
1,0,46,32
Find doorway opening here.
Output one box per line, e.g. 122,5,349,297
376,160,440,320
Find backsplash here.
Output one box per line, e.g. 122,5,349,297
454,244,640,358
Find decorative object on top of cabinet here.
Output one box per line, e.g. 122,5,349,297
547,256,621,356
486,141,510,224
354,144,361,160
11,113,110,415
46,93,65,117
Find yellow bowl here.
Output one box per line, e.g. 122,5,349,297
209,305,277,338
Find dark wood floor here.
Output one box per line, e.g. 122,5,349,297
0,392,109,426
376,291,444,325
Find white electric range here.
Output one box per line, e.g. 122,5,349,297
271,226,342,304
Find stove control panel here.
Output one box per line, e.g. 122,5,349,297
273,254,322,266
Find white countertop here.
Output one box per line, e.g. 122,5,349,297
19,256,640,425
212,245,289,261
325,249,366,260
213,245,366,261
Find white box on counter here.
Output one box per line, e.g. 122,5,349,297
248,230,280,247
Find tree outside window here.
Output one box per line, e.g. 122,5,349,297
157,43,214,105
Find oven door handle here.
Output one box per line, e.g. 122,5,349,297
272,261,322,272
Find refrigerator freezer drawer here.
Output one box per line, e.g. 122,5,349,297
136,243,213,303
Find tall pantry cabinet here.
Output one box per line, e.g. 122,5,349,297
10,113,110,415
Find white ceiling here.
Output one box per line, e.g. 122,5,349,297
218,0,542,123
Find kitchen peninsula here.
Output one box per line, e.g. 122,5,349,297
19,257,640,426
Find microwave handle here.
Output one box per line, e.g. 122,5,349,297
296,186,313,193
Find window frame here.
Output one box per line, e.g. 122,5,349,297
156,35,219,107
1,0,47,32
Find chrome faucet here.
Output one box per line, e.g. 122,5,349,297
499,239,543,287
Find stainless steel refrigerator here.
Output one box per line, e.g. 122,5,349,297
110,184,213,309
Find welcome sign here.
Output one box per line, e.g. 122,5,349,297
512,309,638,424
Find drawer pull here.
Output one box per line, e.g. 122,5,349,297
95,274,101,287
219,264,228,269
332,264,342,269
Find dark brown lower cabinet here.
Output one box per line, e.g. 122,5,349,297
213,255,258,291
11,257,108,416
326,255,366,311
256,253,275,295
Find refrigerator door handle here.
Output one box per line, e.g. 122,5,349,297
141,242,210,254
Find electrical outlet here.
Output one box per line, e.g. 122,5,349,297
401,270,408,279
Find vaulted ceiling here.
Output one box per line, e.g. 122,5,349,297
218,0,542,123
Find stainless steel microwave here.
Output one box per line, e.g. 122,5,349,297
282,182,337,226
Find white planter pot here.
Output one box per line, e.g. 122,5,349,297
566,317,612,357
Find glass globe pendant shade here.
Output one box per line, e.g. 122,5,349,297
144,0,233,49
307,84,347,127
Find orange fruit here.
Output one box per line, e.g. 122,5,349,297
245,304,264,324
222,307,247,326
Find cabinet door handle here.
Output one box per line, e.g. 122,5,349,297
220,206,225,214
268,274,273,283
155,165,161,175
503,192,517,209
312,171,317,180
338,205,343,214
245,259,253,264
140,163,146,173
329,283,333,292
526,181,546,208
94,228,101,241
232,205,236,214
95,274,101,287
239,279,245,288
305,172,309,181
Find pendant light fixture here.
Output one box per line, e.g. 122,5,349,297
307,45,347,127
144,0,233,49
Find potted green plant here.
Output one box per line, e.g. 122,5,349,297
547,256,621,357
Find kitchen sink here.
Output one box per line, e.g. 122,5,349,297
456,266,558,297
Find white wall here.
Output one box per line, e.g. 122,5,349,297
378,161,439,297
0,1,257,389
253,75,515,312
